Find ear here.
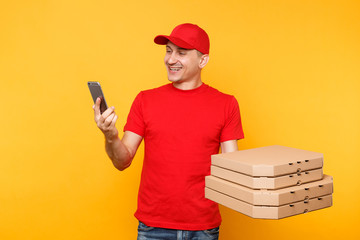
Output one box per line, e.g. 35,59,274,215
199,54,209,69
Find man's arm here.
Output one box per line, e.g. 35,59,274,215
93,97,143,171
104,131,142,171
220,140,238,153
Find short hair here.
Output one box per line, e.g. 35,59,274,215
197,50,204,57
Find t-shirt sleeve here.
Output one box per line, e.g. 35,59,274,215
123,92,146,137
220,96,244,142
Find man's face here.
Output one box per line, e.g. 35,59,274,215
164,41,203,84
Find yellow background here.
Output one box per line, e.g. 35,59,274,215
1,0,359,239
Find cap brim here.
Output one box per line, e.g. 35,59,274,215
154,35,194,50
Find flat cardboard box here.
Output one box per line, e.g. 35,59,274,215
205,187,332,219
205,175,333,206
211,145,323,177
211,165,323,189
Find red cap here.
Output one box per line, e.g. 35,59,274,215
154,23,210,54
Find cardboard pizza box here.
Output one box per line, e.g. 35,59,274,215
205,187,332,219
211,145,323,177
211,165,323,189
205,175,333,206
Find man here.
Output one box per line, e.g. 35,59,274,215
93,23,244,240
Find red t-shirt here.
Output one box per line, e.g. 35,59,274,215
124,83,244,230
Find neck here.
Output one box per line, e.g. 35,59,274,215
171,72,203,90
172,80,203,90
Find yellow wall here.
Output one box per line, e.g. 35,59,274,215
1,0,359,239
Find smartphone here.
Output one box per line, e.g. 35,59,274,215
88,81,108,114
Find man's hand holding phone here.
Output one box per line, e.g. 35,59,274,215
93,97,119,142
89,81,141,171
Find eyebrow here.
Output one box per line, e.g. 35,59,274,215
166,45,188,51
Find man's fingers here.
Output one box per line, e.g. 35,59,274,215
101,106,115,120
111,115,118,127
94,97,101,117
104,113,116,127
97,111,117,130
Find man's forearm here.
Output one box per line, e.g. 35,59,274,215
105,136,132,171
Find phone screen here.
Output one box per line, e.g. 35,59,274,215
88,81,108,114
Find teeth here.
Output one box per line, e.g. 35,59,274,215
170,67,181,71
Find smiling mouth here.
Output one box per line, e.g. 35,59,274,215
169,66,182,72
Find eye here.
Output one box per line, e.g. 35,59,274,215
179,51,186,55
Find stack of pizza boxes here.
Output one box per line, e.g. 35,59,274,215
205,145,333,219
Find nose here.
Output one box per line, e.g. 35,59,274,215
167,52,178,65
